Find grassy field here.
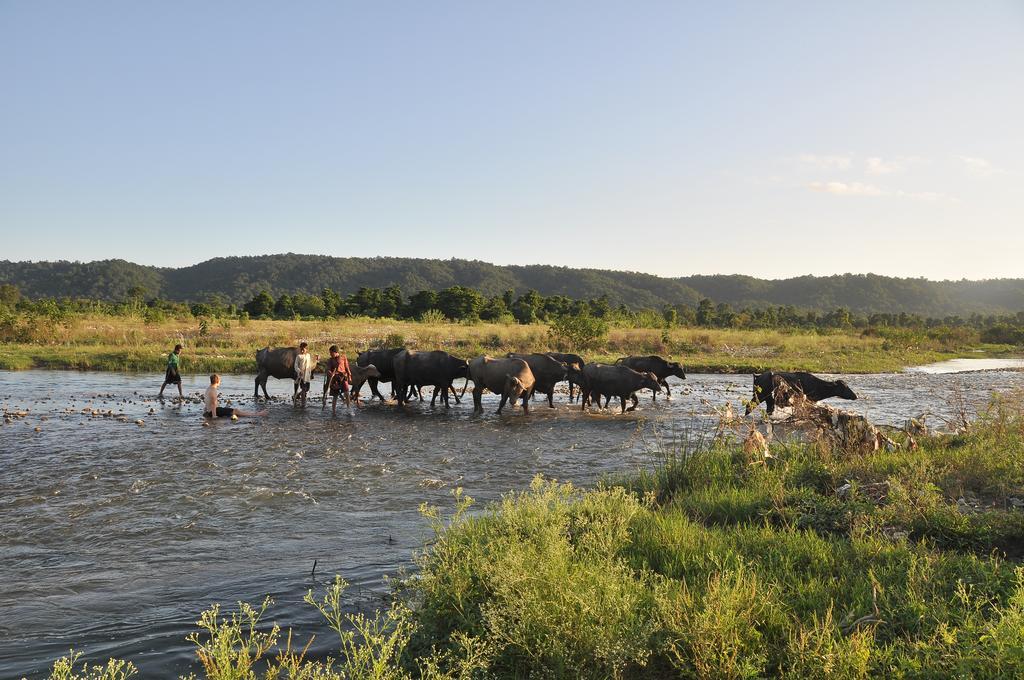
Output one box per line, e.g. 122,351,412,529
49,394,1024,679
0,315,1006,375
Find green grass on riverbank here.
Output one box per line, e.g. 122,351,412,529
0,316,1009,375
50,394,1024,679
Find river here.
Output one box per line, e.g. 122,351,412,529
2,364,1023,678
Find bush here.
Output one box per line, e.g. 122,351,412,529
419,309,447,325
547,312,608,351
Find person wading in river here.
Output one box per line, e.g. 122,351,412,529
323,344,353,415
204,374,267,419
294,342,318,408
158,344,184,400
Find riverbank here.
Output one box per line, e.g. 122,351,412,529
0,316,1008,374
49,394,1024,679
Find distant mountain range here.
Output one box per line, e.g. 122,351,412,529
2,255,1022,316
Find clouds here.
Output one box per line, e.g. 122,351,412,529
807,181,884,196
864,156,919,175
805,181,945,200
797,153,853,170
796,153,966,201
956,156,1000,178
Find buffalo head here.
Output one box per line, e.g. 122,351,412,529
834,379,857,400
667,361,686,380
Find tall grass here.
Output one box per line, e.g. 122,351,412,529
1,315,981,374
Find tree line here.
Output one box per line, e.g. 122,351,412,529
4,255,1024,316
2,281,1023,345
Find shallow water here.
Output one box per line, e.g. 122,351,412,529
905,357,1024,374
3,368,1024,679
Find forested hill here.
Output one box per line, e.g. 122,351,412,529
1,255,1022,316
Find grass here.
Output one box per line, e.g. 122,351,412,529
47,394,1024,679
0,314,1003,374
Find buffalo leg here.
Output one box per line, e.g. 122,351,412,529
497,393,508,414
473,387,484,413
368,378,386,401
661,379,671,399
547,389,555,408
522,394,530,414
620,396,628,413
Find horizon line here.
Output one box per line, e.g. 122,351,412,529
1,253,1017,285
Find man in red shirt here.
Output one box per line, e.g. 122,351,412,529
323,344,353,415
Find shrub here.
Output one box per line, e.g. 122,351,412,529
547,312,608,351
419,309,447,325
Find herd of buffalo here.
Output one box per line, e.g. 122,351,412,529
253,346,860,415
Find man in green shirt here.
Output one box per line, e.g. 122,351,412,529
158,344,184,399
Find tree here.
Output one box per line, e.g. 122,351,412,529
548,312,609,351
405,290,438,319
321,288,342,316
588,294,611,318
662,306,678,327
274,293,295,319
0,283,20,308
696,299,716,326
380,285,403,319
348,287,383,316
437,286,483,321
480,295,510,322
244,291,275,319
512,290,542,324
293,293,326,317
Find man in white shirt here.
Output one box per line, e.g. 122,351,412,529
294,342,319,408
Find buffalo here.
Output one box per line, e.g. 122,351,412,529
321,363,381,407
507,353,568,408
746,371,857,415
546,352,586,402
615,355,686,400
469,356,536,414
580,363,661,413
352,348,404,401
254,346,310,400
393,350,470,407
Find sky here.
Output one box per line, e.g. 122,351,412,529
1,1,1022,280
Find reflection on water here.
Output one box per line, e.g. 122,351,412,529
905,357,1024,374
3,368,1024,679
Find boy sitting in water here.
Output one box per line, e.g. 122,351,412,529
204,374,267,419
323,344,353,415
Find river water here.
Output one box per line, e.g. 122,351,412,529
2,364,1023,678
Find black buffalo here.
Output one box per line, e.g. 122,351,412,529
507,353,568,408
352,348,404,401
393,350,470,407
614,355,686,400
546,352,586,401
746,371,857,415
580,363,661,414
254,346,309,400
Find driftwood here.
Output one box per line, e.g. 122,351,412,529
770,375,900,453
